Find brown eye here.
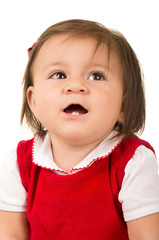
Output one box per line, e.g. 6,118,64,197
50,72,66,79
88,72,106,81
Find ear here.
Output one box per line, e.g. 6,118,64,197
27,86,37,115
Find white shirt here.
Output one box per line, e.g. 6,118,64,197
0,131,159,221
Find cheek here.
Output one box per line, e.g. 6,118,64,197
33,90,51,117
35,90,60,120
35,86,52,105
94,88,123,116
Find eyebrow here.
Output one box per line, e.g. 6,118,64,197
42,61,109,74
88,62,109,68
44,61,108,68
42,61,67,70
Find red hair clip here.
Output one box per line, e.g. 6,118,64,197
27,42,37,56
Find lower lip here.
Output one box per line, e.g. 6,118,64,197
62,111,88,119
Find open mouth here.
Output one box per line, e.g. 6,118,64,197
64,104,88,115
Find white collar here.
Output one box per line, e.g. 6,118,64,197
32,130,124,175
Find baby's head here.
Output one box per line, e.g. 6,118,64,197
21,19,145,139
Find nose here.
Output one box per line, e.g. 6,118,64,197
63,77,89,95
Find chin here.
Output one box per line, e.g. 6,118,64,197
62,131,89,142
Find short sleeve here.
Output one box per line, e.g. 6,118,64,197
119,145,159,221
0,149,27,212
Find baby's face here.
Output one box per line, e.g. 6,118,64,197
27,34,123,147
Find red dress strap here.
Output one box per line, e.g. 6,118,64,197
17,138,34,191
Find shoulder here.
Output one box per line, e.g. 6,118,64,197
118,135,155,157
17,137,34,156
16,137,36,191
125,144,157,174
0,135,36,212
112,135,155,171
16,137,34,168
119,144,159,221
0,148,27,212
122,145,158,190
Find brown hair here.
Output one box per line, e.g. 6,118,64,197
21,19,145,138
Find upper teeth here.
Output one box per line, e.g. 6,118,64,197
72,112,79,115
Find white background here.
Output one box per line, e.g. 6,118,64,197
0,0,158,164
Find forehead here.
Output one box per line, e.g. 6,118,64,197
32,34,122,75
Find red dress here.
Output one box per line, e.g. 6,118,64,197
17,135,154,240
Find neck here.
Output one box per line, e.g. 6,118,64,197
49,135,101,173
